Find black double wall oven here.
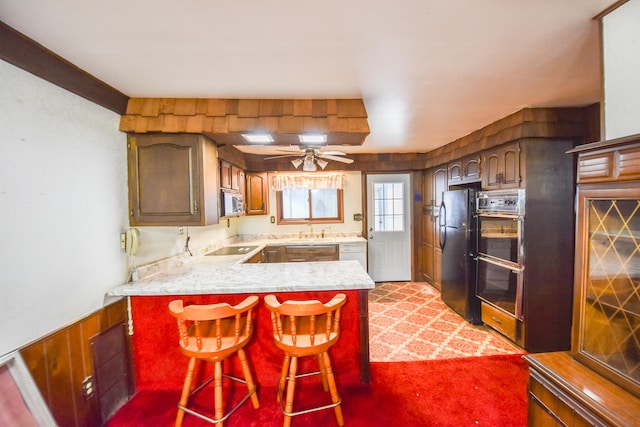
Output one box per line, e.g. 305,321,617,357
475,189,526,321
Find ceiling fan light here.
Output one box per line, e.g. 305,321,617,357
316,158,328,169
302,157,317,171
242,133,274,143
291,158,303,168
298,134,327,144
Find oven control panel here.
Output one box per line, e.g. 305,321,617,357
477,189,525,215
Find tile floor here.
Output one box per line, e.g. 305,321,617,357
369,282,522,361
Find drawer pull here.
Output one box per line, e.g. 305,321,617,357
491,316,502,325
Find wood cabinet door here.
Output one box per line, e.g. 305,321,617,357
231,165,242,191
263,246,283,263
128,134,202,225
481,143,520,189
447,160,462,184
220,161,232,189
463,155,481,181
246,172,269,215
433,165,447,290
501,144,521,188
482,151,501,189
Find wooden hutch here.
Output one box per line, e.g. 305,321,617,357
524,134,640,426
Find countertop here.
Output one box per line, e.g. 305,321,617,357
108,236,374,296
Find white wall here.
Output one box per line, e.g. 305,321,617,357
0,61,129,356
602,0,640,139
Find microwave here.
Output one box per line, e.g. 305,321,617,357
221,191,244,217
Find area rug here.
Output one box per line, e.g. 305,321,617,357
106,353,529,426
369,282,522,361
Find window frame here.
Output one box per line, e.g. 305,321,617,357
276,188,344,225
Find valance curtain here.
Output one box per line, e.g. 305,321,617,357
271,173,346,191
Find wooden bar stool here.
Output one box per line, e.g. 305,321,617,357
264,293,347,427
168,296,260,427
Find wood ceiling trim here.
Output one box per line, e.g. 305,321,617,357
120,97,370,145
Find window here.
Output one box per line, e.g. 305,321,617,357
373,182,404,231
277,188,343,224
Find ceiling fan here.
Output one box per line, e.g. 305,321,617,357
264,146,354,171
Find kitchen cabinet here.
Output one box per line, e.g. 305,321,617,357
245,172,269,215
283,245,339,262
481,142,521,189
127,134,219,226
262,245,283,263
220,160,244,192
447,154,481,185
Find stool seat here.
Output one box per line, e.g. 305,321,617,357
264,293,347,427
169,296,260,427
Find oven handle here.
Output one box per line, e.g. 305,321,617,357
476,255,523,273
477,212,524,220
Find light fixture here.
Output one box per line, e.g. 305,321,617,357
302,157,317,172
299,134,327,144
241,134,274,143
316,158,328,169
291,158,303,168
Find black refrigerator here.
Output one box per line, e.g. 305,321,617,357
439,188,481,324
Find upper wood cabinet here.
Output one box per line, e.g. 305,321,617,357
448,154,481,185
482,142,521,189
245,172,269,215
220,160,244,192
127,134,220,226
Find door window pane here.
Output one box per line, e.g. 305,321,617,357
374,182,404,231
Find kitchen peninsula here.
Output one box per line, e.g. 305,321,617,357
108,242,375,391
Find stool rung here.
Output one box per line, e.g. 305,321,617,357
180,373,257,424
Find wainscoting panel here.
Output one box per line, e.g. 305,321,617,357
20,297,130,427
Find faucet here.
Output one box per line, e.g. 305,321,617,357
307,224,314,238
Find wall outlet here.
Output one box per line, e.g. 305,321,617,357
82,376,95,400
178,227,185,236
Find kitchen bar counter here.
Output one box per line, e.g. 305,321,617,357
108,240,375,388
109,259,373,295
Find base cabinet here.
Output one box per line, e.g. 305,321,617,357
525,353,640,427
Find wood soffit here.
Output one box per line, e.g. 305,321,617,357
119,98,370,146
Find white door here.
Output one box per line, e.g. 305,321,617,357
366,173,412,282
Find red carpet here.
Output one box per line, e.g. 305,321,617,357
107,353,528,426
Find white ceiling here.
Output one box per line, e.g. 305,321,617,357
1,0,616,154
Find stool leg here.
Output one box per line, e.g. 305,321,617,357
321,352,344,426
176,357,197,427
214,361,224,426
283,356,298,427
277,353,290,403
237,348,260,409
318,353,329,392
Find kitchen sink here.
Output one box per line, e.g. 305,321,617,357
205,246,259,256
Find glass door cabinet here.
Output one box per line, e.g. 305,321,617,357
574,186,640,397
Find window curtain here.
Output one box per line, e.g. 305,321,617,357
271,173,346,191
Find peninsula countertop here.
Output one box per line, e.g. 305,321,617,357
109,259,374,296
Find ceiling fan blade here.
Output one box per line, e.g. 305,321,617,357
275,146,304,152
320,154,354,164
318,150,346,156
264,154,302,160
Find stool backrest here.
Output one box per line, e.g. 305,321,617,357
169,296,259,353
264,294,347,350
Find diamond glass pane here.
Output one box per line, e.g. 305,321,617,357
583,199,640,384
373,182,404,232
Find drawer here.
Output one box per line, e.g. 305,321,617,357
481,302,518,342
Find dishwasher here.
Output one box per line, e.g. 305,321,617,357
339,241,368,270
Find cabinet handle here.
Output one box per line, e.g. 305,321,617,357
193,200,199,214
491,316,502,325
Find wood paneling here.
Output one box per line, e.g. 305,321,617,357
120,97,370,146
19,298,129,427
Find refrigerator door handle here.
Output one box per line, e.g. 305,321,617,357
438,201,446,250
